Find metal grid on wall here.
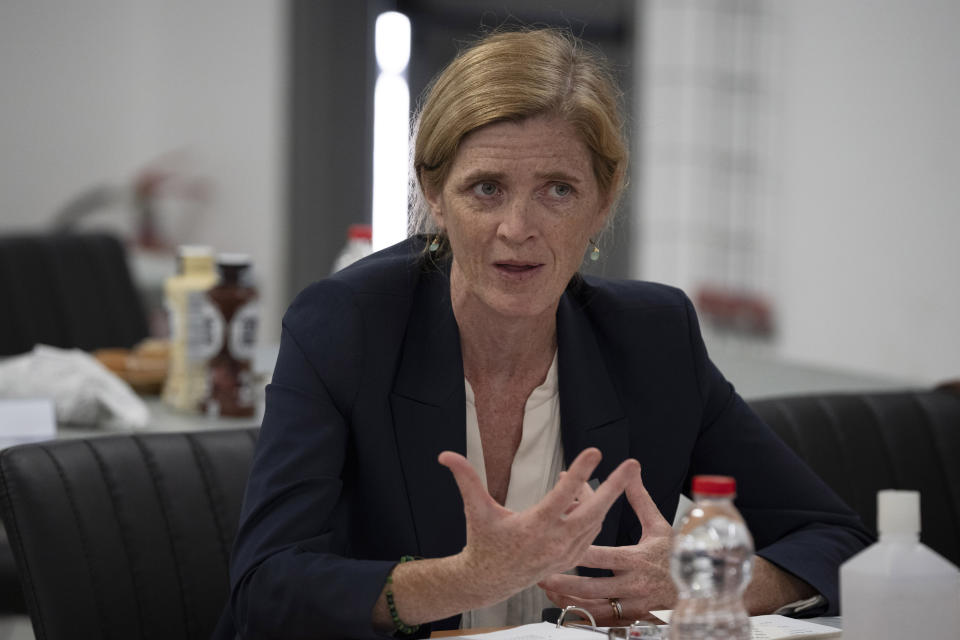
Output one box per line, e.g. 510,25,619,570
638,0,780,338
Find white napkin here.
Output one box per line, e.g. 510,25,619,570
0,345,148,428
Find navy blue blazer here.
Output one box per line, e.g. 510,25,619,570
223,238,871,639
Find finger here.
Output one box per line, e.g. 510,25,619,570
575,544,642,571
566,459,639,525
593,459,641,504
625,468,672,537
558,473,596,498
541,590,621,627
561,518,605,567
537,448,602,515
437,451,498,517
561,448,602,485
562,480,594,516
577,478,596,500
538,572,632,600
556,472,595,499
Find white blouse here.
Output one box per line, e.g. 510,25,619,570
460,352,565,629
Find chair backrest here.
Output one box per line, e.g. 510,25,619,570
0,528,25,614
750,388,960,566
0,232,149,356
0,428,258,640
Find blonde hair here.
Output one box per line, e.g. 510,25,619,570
409,28,628,238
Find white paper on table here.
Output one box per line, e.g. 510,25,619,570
749,615,841,639
0,397,56,449
649,612,839,639
453,622,603,640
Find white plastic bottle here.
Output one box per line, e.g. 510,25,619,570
162,245,221,412
331,223,373,273
670,475,754,640
840,490,960,639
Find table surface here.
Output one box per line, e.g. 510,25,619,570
57,395,262,438
431,617,843,638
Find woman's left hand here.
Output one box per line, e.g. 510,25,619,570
537,467,676,625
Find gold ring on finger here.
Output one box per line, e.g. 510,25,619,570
608,598,623,620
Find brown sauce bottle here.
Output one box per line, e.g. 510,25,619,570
203,254,259,417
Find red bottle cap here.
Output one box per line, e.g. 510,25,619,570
347,224,373,240
692,475,736,496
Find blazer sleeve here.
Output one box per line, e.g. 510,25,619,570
681,297,874,616
227,281,396,640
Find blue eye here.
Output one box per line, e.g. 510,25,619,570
474,182,498,197
550,183,573,198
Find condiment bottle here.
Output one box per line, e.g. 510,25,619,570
162,245,221,412
203,253,259,417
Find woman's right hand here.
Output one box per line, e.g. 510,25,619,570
438,448,640,607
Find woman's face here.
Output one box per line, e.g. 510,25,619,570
425,115,610,322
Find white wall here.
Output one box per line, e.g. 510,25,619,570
0,1,287,343
775,0,960,384
637,0,960,385
0,3,150,226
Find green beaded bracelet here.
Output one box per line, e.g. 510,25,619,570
386,555,420,636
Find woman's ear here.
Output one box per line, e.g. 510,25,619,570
421,177,445,230
590,199,613,238
592,174,625,236
430,205,445,231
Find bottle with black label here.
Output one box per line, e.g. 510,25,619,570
203,253,259,417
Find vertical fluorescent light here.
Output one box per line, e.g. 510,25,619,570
372,11,411,251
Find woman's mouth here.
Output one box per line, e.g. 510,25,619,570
494,261,543,280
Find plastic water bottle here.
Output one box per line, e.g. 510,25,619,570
331,223,373,273
840,490,960,639
670,475,754,640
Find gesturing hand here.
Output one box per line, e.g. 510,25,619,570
537,467,676,625
438,448,640,609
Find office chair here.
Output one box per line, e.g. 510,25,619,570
0,231,149,356
0,538,25,613
751,386,960,565
0,428,258,640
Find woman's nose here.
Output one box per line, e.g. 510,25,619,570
496,197,536,243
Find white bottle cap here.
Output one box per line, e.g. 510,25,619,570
877,490,920,535
178,244,214,258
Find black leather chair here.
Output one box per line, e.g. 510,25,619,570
752,386,960,566
1,389,958,638
0,428,257,640
0,531,25,613
0,231,149,356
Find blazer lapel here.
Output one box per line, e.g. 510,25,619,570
389,268,468,560
557,289,630,549
388,275,631,562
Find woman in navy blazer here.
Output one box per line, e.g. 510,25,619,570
223,29,871,639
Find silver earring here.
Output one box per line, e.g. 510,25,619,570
589,239,600,262
429,236,440,252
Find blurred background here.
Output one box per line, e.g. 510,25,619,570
1,0,957,397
